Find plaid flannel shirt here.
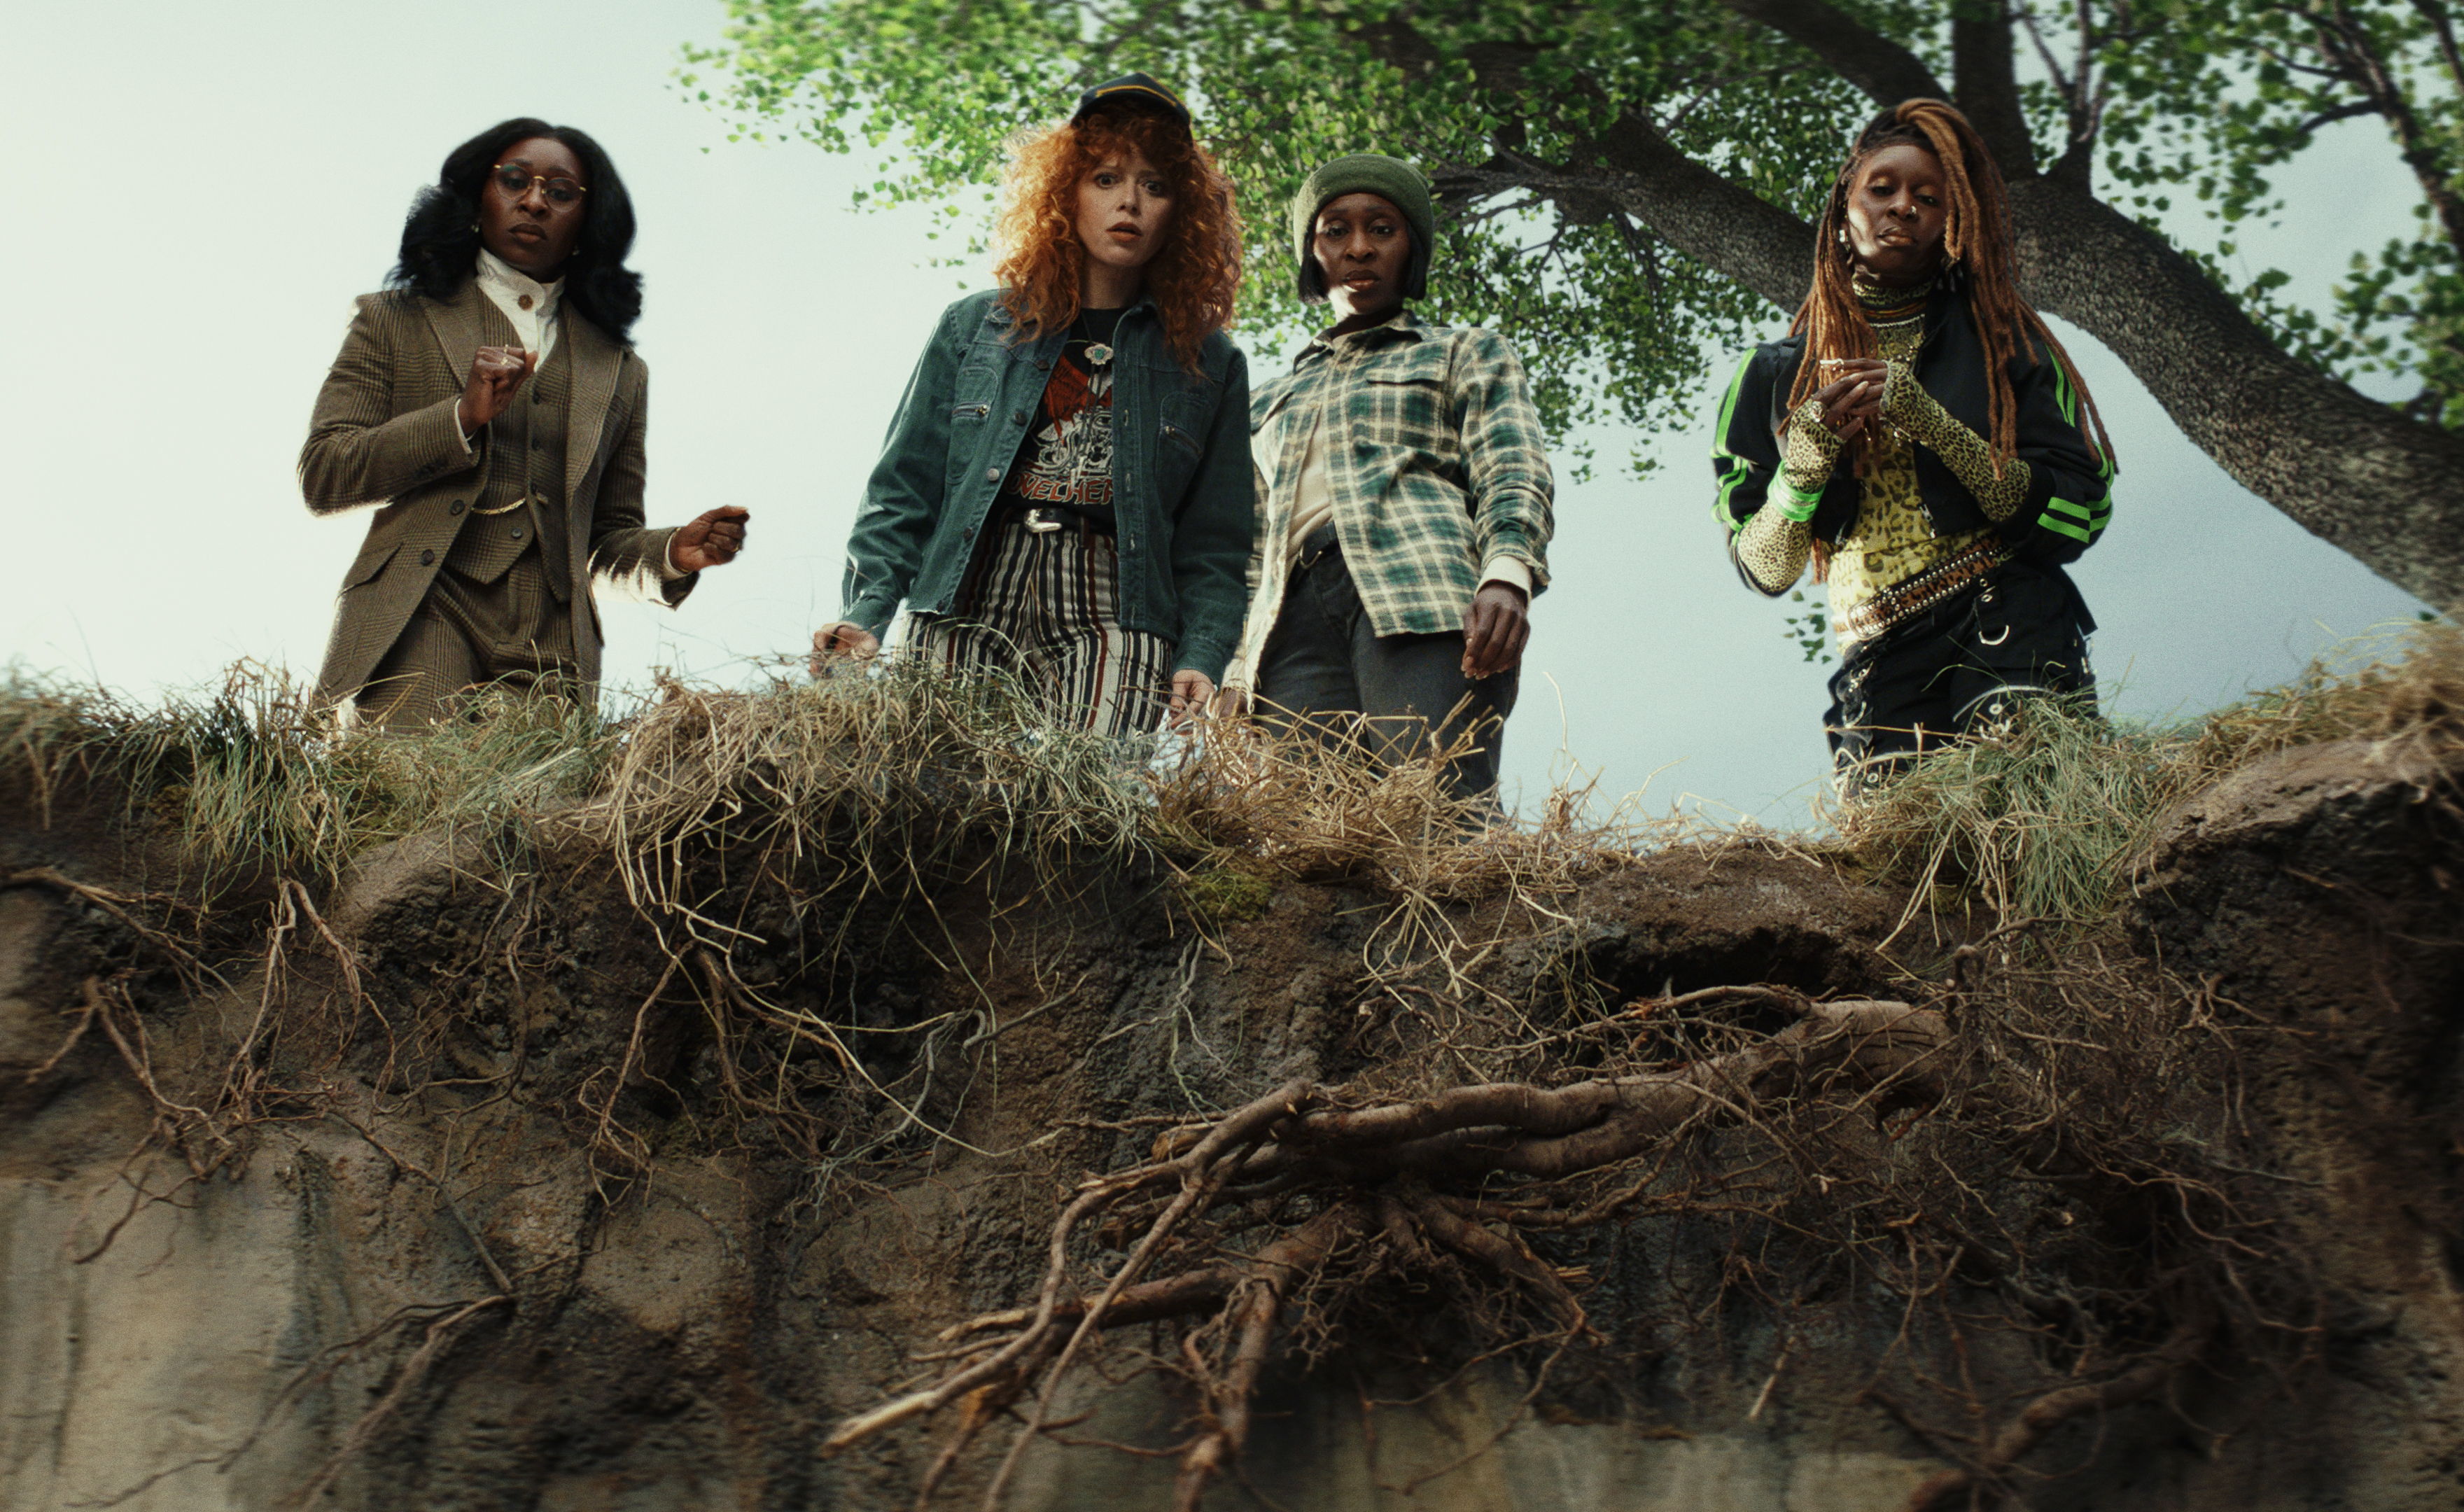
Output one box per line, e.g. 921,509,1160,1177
1224,309,1554,693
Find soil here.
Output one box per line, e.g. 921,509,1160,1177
1,738,2459,1511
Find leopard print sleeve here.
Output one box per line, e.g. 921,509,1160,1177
1732,500,1813,594
1728,396,1838,594
1780,397,1846,502
1882,362,2032,522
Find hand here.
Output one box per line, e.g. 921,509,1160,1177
456,344,536,433
1168,670,1217,731
671,506,750,573
1461,581,1530,680
809,621,881,678
1814,359,1886,440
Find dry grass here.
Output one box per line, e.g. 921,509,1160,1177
1833,620,2464,925
11,618,2459,948
4,661,613,888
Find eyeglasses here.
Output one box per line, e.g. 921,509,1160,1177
491,164,587,206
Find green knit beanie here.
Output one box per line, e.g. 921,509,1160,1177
1291,153,1434,303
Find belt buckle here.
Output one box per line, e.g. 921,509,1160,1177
1023,507,1064,534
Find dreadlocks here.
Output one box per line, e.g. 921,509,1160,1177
1787,98,2113,479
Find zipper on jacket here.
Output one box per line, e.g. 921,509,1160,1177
953,402,990,419
1159,420,1198,454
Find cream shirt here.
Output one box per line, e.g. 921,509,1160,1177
475,248,565,358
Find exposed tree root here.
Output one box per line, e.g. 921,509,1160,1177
825,993,1949,1508
278,1294,510,1510
1901,1316,2211,1511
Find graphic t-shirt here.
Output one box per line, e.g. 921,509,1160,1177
1001,306,1125,530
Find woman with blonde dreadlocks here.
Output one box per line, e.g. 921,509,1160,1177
1709,99,2116,788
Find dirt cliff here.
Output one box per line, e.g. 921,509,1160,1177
1,689,2458,1511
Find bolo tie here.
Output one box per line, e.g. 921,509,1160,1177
1076,312,1114,369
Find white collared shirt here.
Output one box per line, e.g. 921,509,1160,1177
475,248,564,360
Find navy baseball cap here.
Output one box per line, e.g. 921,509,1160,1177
1072,72,1192,128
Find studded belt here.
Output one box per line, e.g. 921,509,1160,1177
1834,538,2012,646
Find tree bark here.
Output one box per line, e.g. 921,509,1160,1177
2010,173,2463,606
1585,108,1818,308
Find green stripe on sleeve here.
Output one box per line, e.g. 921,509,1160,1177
1712,353,1754,450
1709,356,1759,532
1713,458,1748,530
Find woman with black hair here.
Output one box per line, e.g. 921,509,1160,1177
1710,99,2117,790
301,117,748,727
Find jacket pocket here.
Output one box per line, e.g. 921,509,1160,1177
1158,420,1202,459
342,540,399,589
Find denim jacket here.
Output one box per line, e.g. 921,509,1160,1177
839,289,1255,681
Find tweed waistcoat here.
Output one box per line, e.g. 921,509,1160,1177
302,278,695,710
445,304,573,596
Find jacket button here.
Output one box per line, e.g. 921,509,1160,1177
985,466,1001,482
1037,359,1051,370
420,549,436,566
449,499,465,515
511,526,525,540
1011,410,1028,425
963,526,976,542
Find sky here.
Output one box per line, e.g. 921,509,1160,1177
0,1,2432,827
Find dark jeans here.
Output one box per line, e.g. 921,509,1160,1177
1254,545,1516,805
1826,561,2095,790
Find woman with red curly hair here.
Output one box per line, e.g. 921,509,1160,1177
811,74,1253,738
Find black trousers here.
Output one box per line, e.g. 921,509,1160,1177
1254,545,1516,805
1825,562,2095,789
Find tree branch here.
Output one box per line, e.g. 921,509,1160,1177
2414,0,2464,99
1586,111,1818,307
1720,0,1949,102
2010,171,2464,606
2311,0,2464,267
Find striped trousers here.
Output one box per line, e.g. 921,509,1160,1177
906,517,1175,739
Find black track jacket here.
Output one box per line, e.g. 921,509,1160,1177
1709,285,2115,585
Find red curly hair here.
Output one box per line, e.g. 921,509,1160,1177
993,106,1242,372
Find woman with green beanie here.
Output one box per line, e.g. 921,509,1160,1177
1221,153,1555,808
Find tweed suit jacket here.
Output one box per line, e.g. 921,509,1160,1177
300,278,691,706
